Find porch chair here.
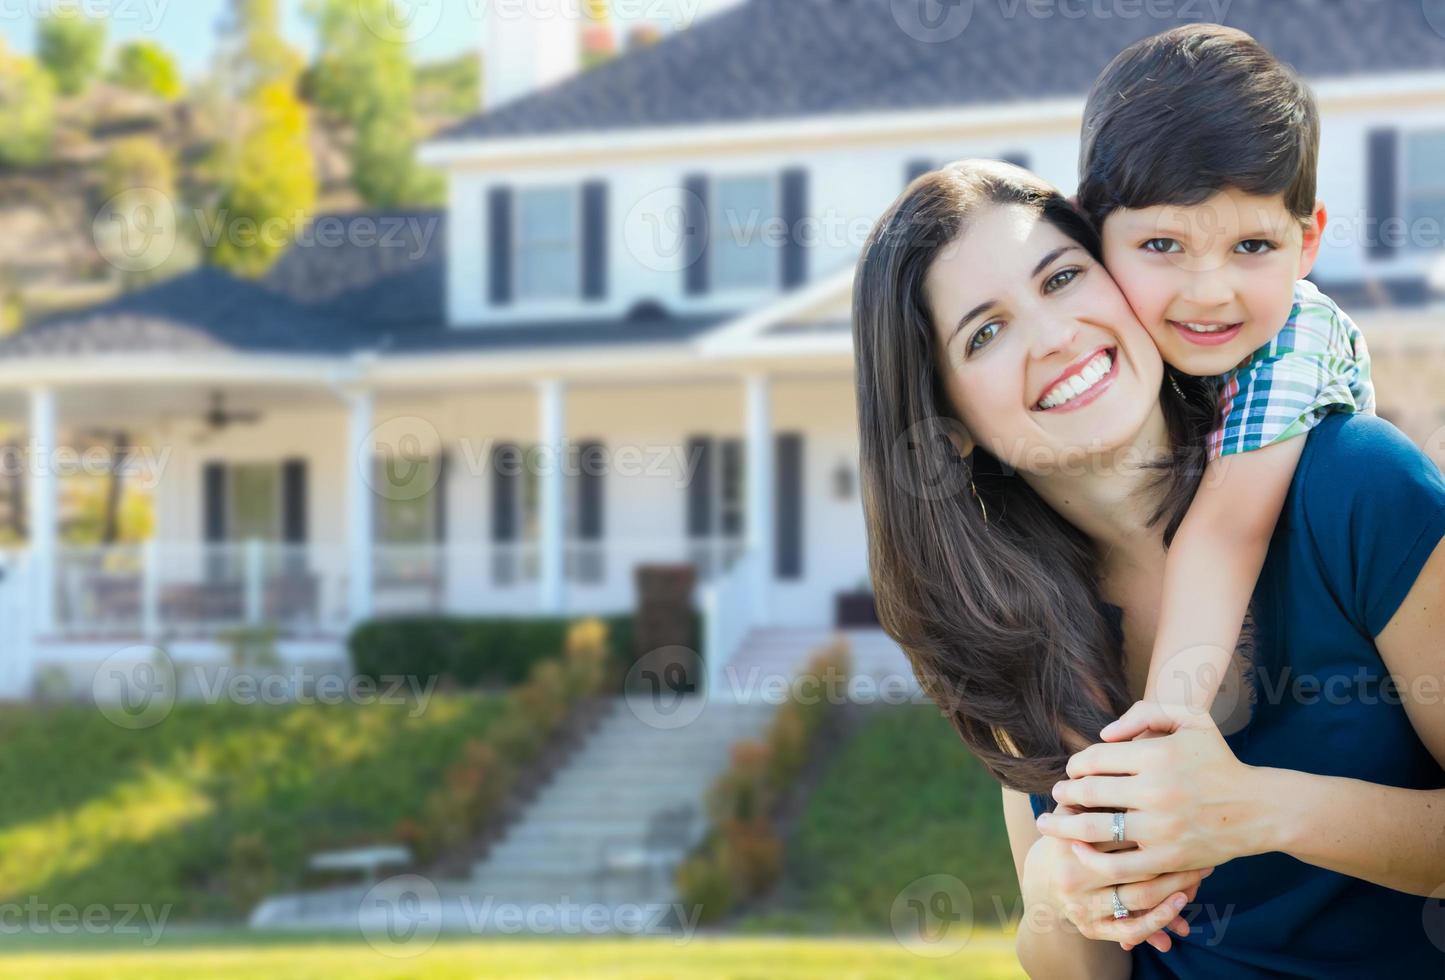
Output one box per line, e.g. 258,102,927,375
591,802,698,901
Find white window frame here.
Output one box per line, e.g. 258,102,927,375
709,173,781,294
513,185,581,301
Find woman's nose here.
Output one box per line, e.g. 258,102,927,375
1029,313,1081,361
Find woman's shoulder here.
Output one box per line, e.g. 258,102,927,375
1296,412,1442,504
1291,413,1445,635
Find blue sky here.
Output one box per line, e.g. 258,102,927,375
1,0,733,78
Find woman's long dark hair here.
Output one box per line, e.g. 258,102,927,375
852,160,1218,794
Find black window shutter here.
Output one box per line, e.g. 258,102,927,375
581,181,608,301
1001,152,1030,169
905,158,934,184
1367,128,1399,260
433,450,449,543
578,441,605,540
281,459,307,544
203,462,227,542
686,436,713,538
780,168,809,289
491,444,518,542
488,185,514,305
775,433,804,580
683,175,710,296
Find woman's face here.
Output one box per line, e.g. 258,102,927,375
924,203,1164,473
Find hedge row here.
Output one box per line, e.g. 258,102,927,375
348,612,702,689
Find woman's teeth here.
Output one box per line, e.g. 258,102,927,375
1037,351,1112,410
1174,321,1236,334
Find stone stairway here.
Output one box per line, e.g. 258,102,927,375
720,627,922,703
248,629,908,935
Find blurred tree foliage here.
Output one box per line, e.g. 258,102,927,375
305,0,443,207
100,137,176,202
413,53,481,119
111,41,184,100
208,81,317,277
0,40,55,166
36,10,106,97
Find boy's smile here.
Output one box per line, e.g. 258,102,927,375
1098,187,1326,378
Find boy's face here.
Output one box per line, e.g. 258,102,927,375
1098,187,1325,377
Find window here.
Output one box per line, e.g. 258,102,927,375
711,175,776,291
374,455,440,545
516,186,579,299
1403,130,1445,252
229,463,280,541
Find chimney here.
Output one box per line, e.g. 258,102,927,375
483,8,583,109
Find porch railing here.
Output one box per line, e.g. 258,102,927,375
48,536,748,637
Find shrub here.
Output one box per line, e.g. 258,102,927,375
675,851,734,924
349,613,699,691
223,831,276,915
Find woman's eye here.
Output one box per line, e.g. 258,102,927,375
1142,238,1181,253
1234,239,1276,255
967,320,1001,354
1044,267,1080,293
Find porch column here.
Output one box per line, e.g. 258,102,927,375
346,388,374,623
745,374,773,626
537,378,566,614
28,387,56,635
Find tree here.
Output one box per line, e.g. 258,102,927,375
0,40,56,167
111,41,184,99
217,0,302,96
36,10,106,97
306,0,443,207
207,81,317,277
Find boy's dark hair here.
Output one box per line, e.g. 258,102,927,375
1077,24,1319,228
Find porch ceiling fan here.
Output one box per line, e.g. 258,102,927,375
190,391,262,444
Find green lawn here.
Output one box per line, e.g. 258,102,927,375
0,934,1025,978
744,705,1021,933
0,695,503,919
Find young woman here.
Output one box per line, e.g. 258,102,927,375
851,159,1445,977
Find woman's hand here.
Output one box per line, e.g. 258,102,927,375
1021,832,1210,953
1036,701,1266,881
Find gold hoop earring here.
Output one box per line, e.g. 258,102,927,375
1168,374,1187,402
970,476,988,526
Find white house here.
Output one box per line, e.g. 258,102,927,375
4,0,1445,698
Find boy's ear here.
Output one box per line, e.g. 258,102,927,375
1297,200,1327,278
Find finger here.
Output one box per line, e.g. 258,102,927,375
1121,869,1207,913
1103,890,1189,947
1098,700,1186,742
1067,740,1159,779
1052,775,1146,810
1037,808,1146,844
1071,840,1168,882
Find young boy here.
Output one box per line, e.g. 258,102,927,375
1076,25,1374,718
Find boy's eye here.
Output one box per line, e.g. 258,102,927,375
1234,239,1276,255
967,320,1002,354
1044,267,1081,292
1141,238,1182,254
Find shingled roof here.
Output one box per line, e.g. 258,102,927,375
434,0,1445,144
0,212,727,359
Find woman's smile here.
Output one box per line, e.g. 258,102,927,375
1033,346,1118,412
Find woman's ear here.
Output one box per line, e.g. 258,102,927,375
944,426,976,461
